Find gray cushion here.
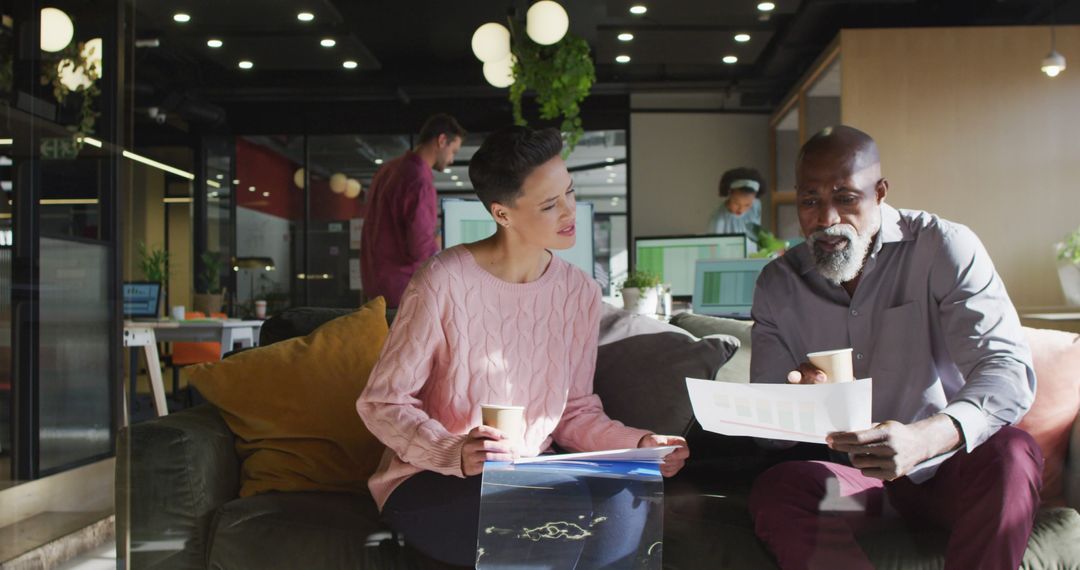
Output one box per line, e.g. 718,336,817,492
595,305,738,437
670,313,754,383
207,492,399,570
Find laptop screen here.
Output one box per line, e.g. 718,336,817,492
692,258,771,317
123,282,161,318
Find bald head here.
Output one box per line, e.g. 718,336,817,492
798,125,881,175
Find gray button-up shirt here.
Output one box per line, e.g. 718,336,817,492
750,203,1035,481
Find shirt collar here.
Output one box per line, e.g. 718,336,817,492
790,202,911,276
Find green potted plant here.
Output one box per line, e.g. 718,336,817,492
195,251,225,315
508,28,595,154
619,270,662,314
137,242,169,316
1056,225,1080,306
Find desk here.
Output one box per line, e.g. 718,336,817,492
123,319,264,420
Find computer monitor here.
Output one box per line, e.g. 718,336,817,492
441,199,595,276
692,258,771,318
634,234,751,298
123,281,162,318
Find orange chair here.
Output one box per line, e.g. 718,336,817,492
169,311,227,403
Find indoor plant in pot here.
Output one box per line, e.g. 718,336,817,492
1056,225,1080,306
620,270,661,315
194,251,225,315
137,241,168,316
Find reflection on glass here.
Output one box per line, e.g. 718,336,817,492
39,238,111,473
478,460,663,569
235,136,303,316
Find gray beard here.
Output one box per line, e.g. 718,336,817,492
809,223,875,286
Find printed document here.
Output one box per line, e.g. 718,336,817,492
686,378,873,444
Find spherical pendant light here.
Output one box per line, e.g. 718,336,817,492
526,1,569,46
483,53,516,88
40,8,74,53
329,173,348,194
345,178,362,199
471,22,510,63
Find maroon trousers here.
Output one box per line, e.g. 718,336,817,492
748,426,1044,570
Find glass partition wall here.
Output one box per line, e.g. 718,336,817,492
233,130,630,313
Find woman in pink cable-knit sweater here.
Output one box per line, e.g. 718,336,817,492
356,126,689,568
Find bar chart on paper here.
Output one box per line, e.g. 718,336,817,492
685,378,873,444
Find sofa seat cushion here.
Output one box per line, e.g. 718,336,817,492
189,297,389,497
208,492,398,570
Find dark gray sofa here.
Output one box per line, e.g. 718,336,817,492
119,309,1080,569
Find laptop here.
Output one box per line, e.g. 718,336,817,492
692,258,771,319
124,281,162,320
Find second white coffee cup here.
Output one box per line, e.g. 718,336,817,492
806,348,855,383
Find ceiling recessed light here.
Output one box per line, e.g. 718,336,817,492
320,38,336,47
233,179,240,185
734,33,751,43
206,38,223,48
451,175,459,181
342,60,358,69
723,55,738,64
248,186,255,192
605,165,614,171
618,33,634,42
238,60,253,69
606,179,614,183
443,168,452,174
297,12,314,22
374,158,384,165
173,13,191,23
629,5,647,15
757,2,776,12
262,191,270,197
455,181,464,187
605,157,616,163
215,174,224,179
615,54,631,64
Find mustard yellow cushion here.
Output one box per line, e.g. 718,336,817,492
189,298,388,497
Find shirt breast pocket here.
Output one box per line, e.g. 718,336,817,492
869,301,925,377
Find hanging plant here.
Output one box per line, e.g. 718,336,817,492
39,38,101,142
508,26,595,154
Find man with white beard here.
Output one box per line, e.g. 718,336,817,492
746,126,1043,570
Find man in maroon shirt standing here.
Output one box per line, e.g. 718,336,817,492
361,114,465,308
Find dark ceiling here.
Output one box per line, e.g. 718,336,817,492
129,0,1080,138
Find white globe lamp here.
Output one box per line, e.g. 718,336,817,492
471,23,510,63
329,173,348,194
526,1,569,46
483,53,515,88
345,178,362,199
40,8,74,53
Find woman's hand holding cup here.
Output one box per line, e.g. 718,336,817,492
461,425,516,476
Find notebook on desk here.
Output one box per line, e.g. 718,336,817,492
123,282,162,321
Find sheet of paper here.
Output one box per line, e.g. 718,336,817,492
513,446,677,465
686,377,873,444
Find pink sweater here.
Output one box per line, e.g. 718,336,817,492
357,246,650,509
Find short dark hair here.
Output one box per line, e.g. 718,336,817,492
719,167,766,197
417,113,466,145
468,126,563,210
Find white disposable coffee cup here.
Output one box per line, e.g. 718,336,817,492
171,305,185,321
806,348,855,383
480,404,525,449
254,300,267,319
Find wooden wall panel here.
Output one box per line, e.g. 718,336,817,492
841,26,1080,307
